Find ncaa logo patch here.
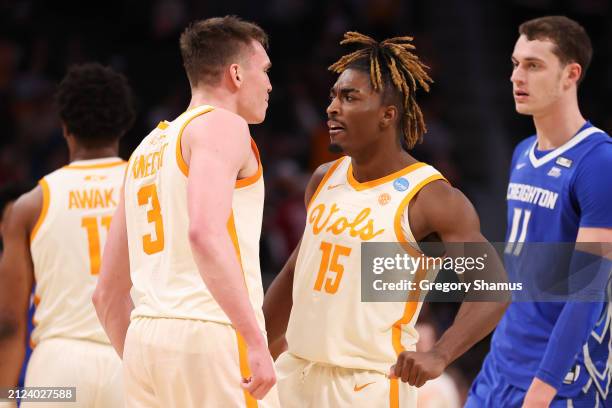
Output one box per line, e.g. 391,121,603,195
393,177,409,192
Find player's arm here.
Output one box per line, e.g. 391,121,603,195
184,109,273,399
263,162,333,359
92,186,134,357
264,241,299,360
392,181,509,387
524,147,612,407
0,190,37,386
524,228,612,407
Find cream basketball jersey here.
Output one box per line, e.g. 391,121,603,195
30,157,127,346
125,105,266,328
286,156,446,373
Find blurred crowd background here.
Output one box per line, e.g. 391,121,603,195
1,0,611,404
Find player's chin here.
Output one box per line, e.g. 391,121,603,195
328,142,344,154
329,138,352,155
247,111,267,124
329,134,348,154
514,103,534,115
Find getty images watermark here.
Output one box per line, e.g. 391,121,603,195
361,242,611,302
370,252,517,293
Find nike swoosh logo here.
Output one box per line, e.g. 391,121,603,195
327,183,343,190
353,382,375,392
516,163,526,170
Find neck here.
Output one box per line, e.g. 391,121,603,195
70,142,119,162
350,136,417,182
532,95,585,150
188,86,238,113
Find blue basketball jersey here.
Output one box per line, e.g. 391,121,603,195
490,122,612,399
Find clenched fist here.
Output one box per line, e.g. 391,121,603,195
389,350,447,387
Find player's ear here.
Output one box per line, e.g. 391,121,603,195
380,105,398,129
61,123,73,142
229,63,242,89
61,123,77,150
564,62,581,89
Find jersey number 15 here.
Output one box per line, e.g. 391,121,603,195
313,241,352,294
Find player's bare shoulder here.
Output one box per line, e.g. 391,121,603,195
9,185,43,236
414,179,460,207
185,107,250,146
410,180,480,240
304,160,339,207
181,107,252,168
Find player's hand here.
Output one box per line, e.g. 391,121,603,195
521,378,556,408
241,342,276,400
389,350,447,387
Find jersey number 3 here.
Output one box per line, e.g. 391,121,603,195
313,241,351,294
137,184,165,254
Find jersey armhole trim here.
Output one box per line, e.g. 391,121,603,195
306,157,345,212
30,178,50,243
393,174,447,253
176,107,216,177
235,138,263,189
390,174,448,357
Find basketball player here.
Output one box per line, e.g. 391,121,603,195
263,32,508,407
93,16,279,407
466,16,612,407
0,63,135,408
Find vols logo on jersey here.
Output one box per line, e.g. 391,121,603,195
393,177,409,192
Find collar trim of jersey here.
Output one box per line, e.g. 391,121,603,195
528,126,602,168
347,161,427,191
64,157,126,170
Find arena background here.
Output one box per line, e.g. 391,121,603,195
1,0,611,402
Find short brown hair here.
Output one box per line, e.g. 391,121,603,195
179,16,268,87
519,16,592,84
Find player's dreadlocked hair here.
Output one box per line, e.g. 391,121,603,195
329,32,432,150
